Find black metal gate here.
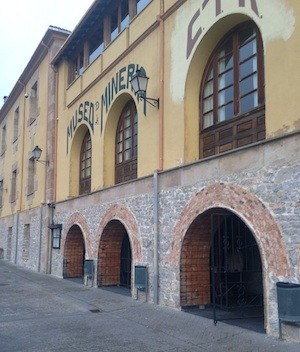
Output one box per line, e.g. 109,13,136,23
120,234,132,288
211,213,263,325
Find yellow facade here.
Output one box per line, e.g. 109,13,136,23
1,0,300,340
54,0,300,202
0,28,69,217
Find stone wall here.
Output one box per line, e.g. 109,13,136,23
1,132,299,338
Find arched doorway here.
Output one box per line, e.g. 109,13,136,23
180,208,264,331
63,225,85,282
97,220,132,290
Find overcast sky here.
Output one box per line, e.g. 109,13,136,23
0,0,94,106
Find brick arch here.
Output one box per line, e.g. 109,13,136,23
168,183,290,277
61,212,92,259
96,203,142,263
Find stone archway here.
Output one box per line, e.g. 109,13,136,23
96,204,142,292
63,225,85,279
180,208,264,330
168,182,290,332
61,212,92,282
97,220,132,288
169,183,290,277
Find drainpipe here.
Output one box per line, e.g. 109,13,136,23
14,212,19,264
48,202,55,274
13,81,25,266
38,203,43,272
153,170,159,305
19,81,26,213
158,0,165,171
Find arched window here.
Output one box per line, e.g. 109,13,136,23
200,22,265,158
115,100,137,184
79,131,91,194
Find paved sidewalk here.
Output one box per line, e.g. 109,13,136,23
0,260,299,352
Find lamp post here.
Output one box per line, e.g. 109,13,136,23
130,69,159,108
32,145,49,165
49,223,62,249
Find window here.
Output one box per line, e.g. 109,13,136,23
89,24,104,64
200,22,265,158
29,81,39,123
107,0,129,44
79,131,92,195
115,100,138,184
0,180,3,208
1,124,6,155
10,170,17,203
27,158,35,195
69,51,84,84
7,227,13,261
136,0,150,13
22,224,30,260
13,107,19,142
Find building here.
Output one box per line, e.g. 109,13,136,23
1,0,300,341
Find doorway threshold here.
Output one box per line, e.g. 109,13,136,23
99,285,131,297
182,305,265,333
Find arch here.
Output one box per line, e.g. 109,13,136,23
179,208,265,331
97,220,132,288
168,183,290,278
63,224,85,279
61,212,92,259
79,130,92,194
115,100,138,184
103,92,136,187
96,203,142,263
184,13,262,162
69,124,92,196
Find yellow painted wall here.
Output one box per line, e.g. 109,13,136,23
0,54,50,216
55,0,300,202
56,13,160,201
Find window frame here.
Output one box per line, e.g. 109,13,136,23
28,81,39,124
0,179,3,208
27,157,35,196
201,22,264,130
1,124,6,155
115,100,138,184
13,107,19,142
199,22,265,158
10,169,17,203
79,131,92,195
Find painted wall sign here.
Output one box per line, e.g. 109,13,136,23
66,64,145,153
66,101,95,153
186,0,259,59
100,63,146,132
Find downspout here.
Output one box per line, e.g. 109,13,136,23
15,81,26,265
14,212,19,264
41,40,52,274
38,204,43,272
46,62,59,275
152,0,165,305
153,170,159,305
53,64,58,204
48,202,55,274
158,0,165,171
19,80,26,214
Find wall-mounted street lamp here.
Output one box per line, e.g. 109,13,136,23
49,223,62,249
32,145,49,165
130,69,159,108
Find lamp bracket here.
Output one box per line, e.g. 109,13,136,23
138,95,159,109
37,159,49,166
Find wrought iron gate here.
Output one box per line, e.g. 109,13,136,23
211,213,263,325
120,234,132,288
